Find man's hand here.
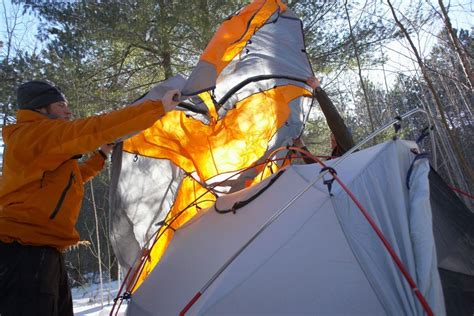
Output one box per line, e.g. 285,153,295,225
99,144,114,157
162,89,181,112
306,77,321,90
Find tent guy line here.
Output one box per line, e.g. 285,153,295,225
111,107,434,316
178,108,435,316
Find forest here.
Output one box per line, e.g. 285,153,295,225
1,0,472,305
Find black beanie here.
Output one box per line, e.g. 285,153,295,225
17,80,67,110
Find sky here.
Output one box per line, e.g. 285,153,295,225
0,0,43,58
348,0,473,88
0,0,472,88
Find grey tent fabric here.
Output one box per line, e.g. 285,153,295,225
438,268,474,316
181,9,313,117
216,10,313,115
110,75,191,270
181,61,217,96
126,140,445,315
109,144,183,271
430,168,474,276
429,168,474,316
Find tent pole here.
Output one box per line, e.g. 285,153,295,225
179,108,432,314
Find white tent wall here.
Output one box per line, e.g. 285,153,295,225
126,140,445,315
187,169,384,315
323,140,445,315
127,165,386,315
408,157,443,311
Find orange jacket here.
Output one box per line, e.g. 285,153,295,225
0,100,165,250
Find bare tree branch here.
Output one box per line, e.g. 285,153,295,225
387,0,474,188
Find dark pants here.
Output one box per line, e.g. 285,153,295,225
0,241,73,316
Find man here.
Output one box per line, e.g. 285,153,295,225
307,76,354,156
293,77,354,161
0,80,180,315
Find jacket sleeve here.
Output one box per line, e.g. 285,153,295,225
314,88,355,155
36,99,165,160
79,152,106,183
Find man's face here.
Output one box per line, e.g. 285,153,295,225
46,101,72,120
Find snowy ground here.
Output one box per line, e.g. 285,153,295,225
72,280,128,315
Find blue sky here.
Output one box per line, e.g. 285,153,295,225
0,0,43,58
0,0,472,87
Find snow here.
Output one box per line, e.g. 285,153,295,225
73,280,128,315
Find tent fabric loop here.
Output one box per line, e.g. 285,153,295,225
406,153,430,190
155,220,176,232
272,7,281,24
113,291,132,303
217,74,309,106
393,115,403,140
215,169,286,214
209,89,218,114
320,166,337,196
416,125,434,145
178,101,210,115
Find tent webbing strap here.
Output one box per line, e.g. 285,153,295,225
406,153,430,190
214,169,285,214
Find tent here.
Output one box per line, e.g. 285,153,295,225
110,0,313,285
107,0,474,314
125,140,446,315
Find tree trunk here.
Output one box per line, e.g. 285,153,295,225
158,0,173,79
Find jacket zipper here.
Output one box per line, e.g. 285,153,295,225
49,172,75,220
